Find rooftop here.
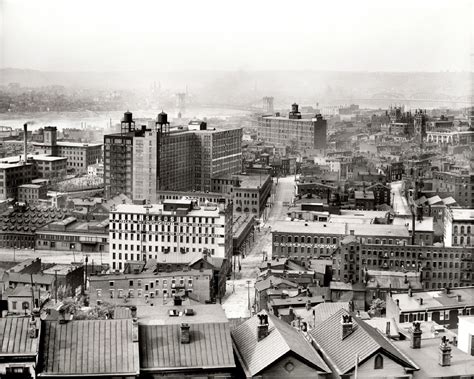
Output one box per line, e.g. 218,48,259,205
393,332,474,377
134,304,229,325
39,319,139,377
111,202,223,218
393,216,434,233
450,208,474,221
272,220,410,238
139,322,235,372
232,311,331,377
392,287,474,312
354,191,375,200
0,317,39,356
309,309,418,375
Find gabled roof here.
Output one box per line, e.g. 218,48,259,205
309,309,418,375
0,317,39,356
310,302,350,326
39,319,139,377
254,275,298,292
232,311,331,377
139,323,235,371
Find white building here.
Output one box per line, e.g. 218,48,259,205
87,162,104,177
458,316,474,356
109,199,232,271
443,207,474,247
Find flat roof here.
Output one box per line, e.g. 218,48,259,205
135,304,229,325
18,184,43,189
392,287,474,311
393,334,474,377
34,141,102,148
393,216,434,232
113,203,222,217
450,208,474,221
262,116,315,122
273,220,410,237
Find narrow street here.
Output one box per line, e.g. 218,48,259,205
221,176,295,319
391,180,411,216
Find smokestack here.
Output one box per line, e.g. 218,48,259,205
23,123,28,165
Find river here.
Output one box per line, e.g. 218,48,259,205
0,107,252,131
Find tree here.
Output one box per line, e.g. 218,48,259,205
369,298,386,317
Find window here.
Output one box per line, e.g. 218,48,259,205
374,354,383,369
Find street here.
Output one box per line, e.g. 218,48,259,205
391,180,411,216
221,176,295,319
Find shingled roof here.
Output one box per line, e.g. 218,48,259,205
139,322,235,372
309,309,418,376
38,319,139,377
0,318,39,357
232,311,331,377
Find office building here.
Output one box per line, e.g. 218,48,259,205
0,162,36,200
33,127,102,173
109,199,232,273
257,103,327,151
104,111,242,201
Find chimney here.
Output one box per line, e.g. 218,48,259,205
385,321,391,337
408,287,413,297
439,336,452,366
132,317,139,342
445,287,450,295
396,299,400,307
28,309,40,339
404,275,408,284
419,298,423,306
410,322,422,349
130,306,137,319
341,314,354,340
350,229,355,236
457,295,461,302
180,323,190,344
174,296,182,306
305,300,312,310
58,307,67,324
23,123,28,165
257,314,269,341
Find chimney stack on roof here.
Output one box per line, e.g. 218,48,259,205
439,336,452,366
410,322,422,349
306,300,312,311
58,307,67,324
419,298,423,306
385,321,391,337
408,287,413,297
180,323,190,344
28,308,40,339
132,317,139,342
130,306,137,319
341,314,354,340
257,314,269,341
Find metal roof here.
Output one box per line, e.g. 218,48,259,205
39,319,139,377
0,317,39,356
309,309,418,375
232,311,331,377
139,322,235,371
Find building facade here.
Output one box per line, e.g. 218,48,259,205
109,199,232,272
444,207,473,247
258,104,327,151
432,171,473,208
34,127,102,173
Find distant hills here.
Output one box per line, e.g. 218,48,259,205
1,68,472,107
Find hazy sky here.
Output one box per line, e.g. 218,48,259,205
1,0,473,72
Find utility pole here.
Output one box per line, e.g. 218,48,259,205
246,280,251,314
54,269,59,304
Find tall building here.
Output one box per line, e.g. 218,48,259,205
257,103,327,151
109,199,233,273
33,126,102,173
262,96,274,114
104,111,242,201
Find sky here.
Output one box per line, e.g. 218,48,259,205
0,0,473,72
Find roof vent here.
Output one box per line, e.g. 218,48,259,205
184,308,194,316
